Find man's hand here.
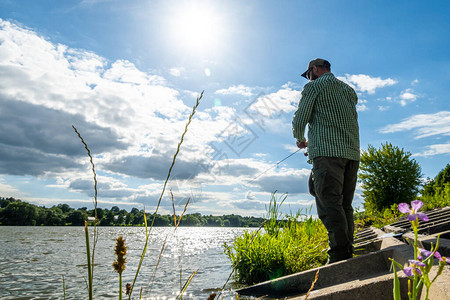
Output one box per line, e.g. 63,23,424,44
296,138,308,149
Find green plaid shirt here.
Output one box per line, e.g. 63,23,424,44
292,72,360,162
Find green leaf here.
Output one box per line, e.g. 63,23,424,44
391,261,401,300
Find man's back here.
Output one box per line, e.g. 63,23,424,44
292,72,360,162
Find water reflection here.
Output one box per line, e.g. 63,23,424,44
0,226,255,299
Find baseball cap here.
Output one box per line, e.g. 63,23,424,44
301,58,331,79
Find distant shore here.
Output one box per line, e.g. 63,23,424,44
0,197,265,227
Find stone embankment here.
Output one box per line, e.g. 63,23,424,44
236,206,450,299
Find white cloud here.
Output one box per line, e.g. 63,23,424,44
0,19,199,149
357,104,368,112
215,84,254,96
0,176,26,198
357,99,369,112
399,89,418,106
103,60,166,85
239,86,300,134
27,196,143,208
379,111,450,139
0,19,244,204
169,67,183,77
413,142,450,157
378,105,390,111
338,74,397,94
246,85,300,117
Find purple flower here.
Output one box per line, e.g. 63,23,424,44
418,248,434,260
418,248,450,264
398,200,429,222
433,251,450,264
403,260,426,277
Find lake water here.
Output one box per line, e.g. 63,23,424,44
0,226,256,299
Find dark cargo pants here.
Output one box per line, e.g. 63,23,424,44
310,156,359,263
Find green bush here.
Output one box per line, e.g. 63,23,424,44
420,164,450,210
359,143,422,212
354,204,401,230
224,193,328,285
421,183,450,210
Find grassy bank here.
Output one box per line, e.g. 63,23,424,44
224,193,328,285
224,191,450,286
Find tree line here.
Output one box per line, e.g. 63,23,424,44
0,197,265,227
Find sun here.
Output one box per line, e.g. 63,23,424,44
168,2,225,54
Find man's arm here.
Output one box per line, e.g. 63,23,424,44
292,83,316,143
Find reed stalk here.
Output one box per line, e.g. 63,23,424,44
304,269,320,300
84,221,93,300
72,125,99,283
176,269,198,300
145,191,192,295
62,275,66,300
128,91,203,299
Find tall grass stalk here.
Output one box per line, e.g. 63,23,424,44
304,269,320,300
62,275,66,300
73,125,100,294
264,191,287,236
176,269,198,300
145,192,192,295
128,91,203,299
84,221,93,300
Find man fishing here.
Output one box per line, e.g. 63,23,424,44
292,58,360,263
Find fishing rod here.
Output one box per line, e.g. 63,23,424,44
246,148,307,186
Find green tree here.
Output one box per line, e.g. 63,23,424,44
100,209,115,226
180,213,201,226
35,206,47,226
224,214,241,227
359,143,422,212
125,213,134,225
132,210,144,225
66,210,87,225
45,207,65,226
151,213,171,226
204,215,223,227
116,213,125,225
420,164,450,209
57,203,72,214
0,197,16,208
96,208,105,221
422,164,450,197
0,200,37,225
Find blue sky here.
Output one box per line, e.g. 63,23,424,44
0,0,449,217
